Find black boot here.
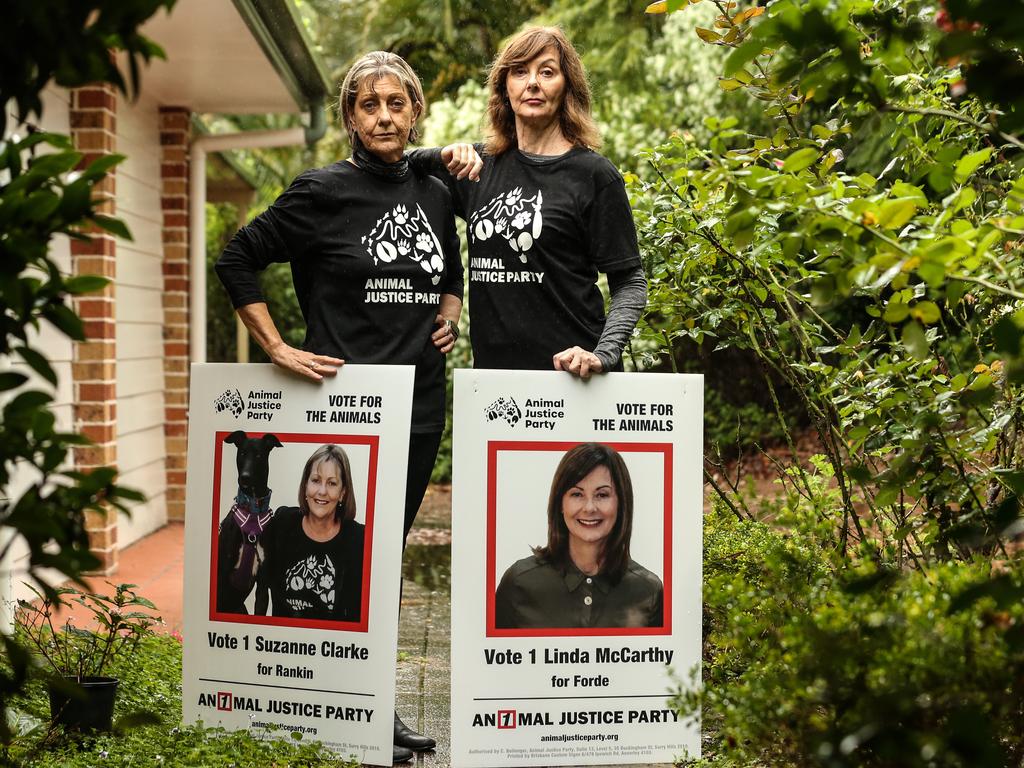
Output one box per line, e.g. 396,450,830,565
394,711,436,751
393,744,415,763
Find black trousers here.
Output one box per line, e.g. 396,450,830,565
403,431,442,542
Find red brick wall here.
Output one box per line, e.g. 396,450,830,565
69,84,119,573
160,107,191,522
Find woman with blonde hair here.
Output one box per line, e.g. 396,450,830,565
411,26,646,376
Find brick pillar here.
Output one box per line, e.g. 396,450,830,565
160,107,191,522
70,84,119,574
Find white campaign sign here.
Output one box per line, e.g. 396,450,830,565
451,370,702,767
182,363,412,765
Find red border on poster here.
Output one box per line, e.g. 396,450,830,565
208,431,378,632
484,440,673,638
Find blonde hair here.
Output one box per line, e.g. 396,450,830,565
339,51,425,146
485,27,600,157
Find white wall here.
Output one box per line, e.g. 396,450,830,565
114,89,168,547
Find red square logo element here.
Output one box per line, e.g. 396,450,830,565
217,692,233,711
497,709,517,729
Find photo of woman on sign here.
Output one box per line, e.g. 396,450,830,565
494,443,663,629
254,444,364,622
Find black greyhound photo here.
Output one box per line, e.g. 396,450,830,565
216,431,282,614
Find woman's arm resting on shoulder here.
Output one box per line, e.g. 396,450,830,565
236,302,343,382
431,293,464,355
441,143,482,181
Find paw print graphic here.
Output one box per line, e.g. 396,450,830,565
513,211,531,229
416,231,432,252
213,389,245,417
495,217,508,234
393,204,409,225
397,239,410,256
505,187,522,207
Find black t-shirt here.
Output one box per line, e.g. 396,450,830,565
256,507,364,622
410,145,640,370
215,161,463,433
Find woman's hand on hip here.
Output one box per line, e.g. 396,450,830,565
432,314,459,355
269,341,344,382
553,347,603,379
441,143,482,181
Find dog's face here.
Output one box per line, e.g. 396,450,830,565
224,431,283,494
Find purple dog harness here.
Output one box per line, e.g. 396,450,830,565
228,489,273,593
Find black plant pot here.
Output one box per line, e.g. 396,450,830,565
48,676,119,731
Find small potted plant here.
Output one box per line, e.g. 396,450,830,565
16,582,160,730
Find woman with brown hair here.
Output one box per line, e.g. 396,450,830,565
494,443,663,629
410,26,646,376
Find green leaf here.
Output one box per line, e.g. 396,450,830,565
995,469,1024,496
969,373,993,391
45,302,85,340
724,38,763,77
64,275,110,294
782,148,819,173
696,27,722,43
901,321,929,360
883,302,909,323
5,390,52,414
59,178,92,219
0,372,29,391
80,153,125,180
909,300,940,324
23,190,61,222
891,182,927,206
92,215,133,241
927,163,954,192
992,315,1024,355
954,148,993,183
878,198,917,229
15,346,57,387
724,208,757,235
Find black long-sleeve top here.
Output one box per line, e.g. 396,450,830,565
216,161,463,433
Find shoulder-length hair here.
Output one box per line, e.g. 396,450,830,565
339,51,425,147
534,443,633,583
297,444,357,523
485,26,601,157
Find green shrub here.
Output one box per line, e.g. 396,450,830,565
682,494,1024,768
640,0,1024,560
